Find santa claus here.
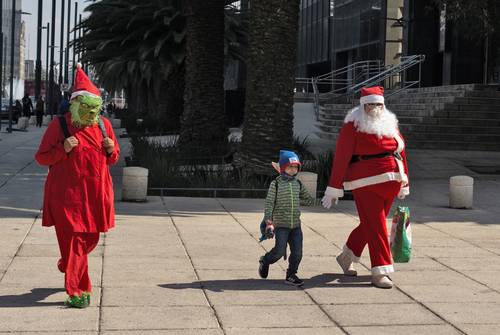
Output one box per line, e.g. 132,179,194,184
35,64,119,307
321,86,409,289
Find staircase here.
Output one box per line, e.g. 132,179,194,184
315,84,500,151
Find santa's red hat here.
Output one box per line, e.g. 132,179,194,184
359,86,384,106
71,63,101,100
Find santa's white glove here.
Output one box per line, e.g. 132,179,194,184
321,186,343,209
398,186,410,200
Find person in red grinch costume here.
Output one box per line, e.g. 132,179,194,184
35,64,120,307
321,86,409,289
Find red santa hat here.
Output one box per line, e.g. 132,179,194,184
70,63,101,100
359,86,384,106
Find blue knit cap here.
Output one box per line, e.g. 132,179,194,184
278,150,301,173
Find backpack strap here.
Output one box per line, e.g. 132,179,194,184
58,115,71,139
271,177,279,220
297,178,303,192
98,118,108,138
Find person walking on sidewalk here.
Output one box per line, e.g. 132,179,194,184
35,96,44,127
258,150,318,287
321,86,410,289
35,64,120,307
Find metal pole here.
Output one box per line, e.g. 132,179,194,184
78,14,82,63
0,2,2,131
49,0,56,118
72,1,77,84
35,0,43,99
45,22,49,107
59,0,65,85
65,0,71,84
8,0,16,133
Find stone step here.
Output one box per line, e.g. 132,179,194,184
318,117,500,128
319,108,500,119
316,131,500,151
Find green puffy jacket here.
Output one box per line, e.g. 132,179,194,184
264,176,317,229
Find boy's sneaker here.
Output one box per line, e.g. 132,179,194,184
64,295,87,308
258,256,269,279
285,274,304,287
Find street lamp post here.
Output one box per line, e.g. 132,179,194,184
45,22,49,110
49,0,56,118
65,0,71,85
59,0,65,85
35,0,43,100
72,2,77,84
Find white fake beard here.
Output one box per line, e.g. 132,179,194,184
345,106,399,138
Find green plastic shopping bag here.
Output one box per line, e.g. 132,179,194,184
390,206,412,263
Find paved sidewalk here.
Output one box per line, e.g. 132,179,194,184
1,126,500,334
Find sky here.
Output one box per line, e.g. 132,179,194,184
21,0,89,65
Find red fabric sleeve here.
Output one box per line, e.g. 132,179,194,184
328,122,356,189
35,119,68,166
398,130,410,187
104,118,120,165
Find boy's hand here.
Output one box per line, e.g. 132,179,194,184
265,220,274,239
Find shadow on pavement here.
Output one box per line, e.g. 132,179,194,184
0,288,64,307
159,273,372,292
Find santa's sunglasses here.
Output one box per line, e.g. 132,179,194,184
366,103,384,107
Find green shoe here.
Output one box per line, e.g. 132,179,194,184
64,295,87,308
81,292,91,306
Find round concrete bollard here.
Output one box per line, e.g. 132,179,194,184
29,116,36,125
449,175,473,209
122,167,148,202
42,115,51,126
17,117,29,130
111,118,121,129
297,172,318,198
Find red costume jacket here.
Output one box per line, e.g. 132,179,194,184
35,114,120,233
328,116,409,198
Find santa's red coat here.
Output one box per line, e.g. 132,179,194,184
35,114,120,233
328,121,409,196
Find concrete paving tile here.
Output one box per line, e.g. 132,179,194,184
101,306,219,330
322,303,443,326
398,284,500,303
344,324,462,335
225,327,344,335
1,256,102,287
102,286,207,307
426,302,500,324
457,324,500,335
196,270,285,282
0,243,19,257
102,257,194,287
0,286,102,307
0,257,11,272
306,284,413,305
18,243,104,257
105,243,187,258
190,257,259,270
391,269,474,286
0,306,99,332
415,246,494,258
436,257,500,271
215,305,334,328
205,286,313,306
393,257,448,272
453,270,500,291
102,331,222,335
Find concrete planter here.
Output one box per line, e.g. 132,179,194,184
449,175,473,209
297,171,318,198
17,117,29,130
42,115,51,126
122,167,148,202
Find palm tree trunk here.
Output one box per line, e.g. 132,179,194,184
179,0,227,153
235,0,300,174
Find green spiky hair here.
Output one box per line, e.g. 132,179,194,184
70,95,103,127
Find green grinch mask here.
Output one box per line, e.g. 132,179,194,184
70,94,103,127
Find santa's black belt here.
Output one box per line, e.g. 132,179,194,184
350,152,394,163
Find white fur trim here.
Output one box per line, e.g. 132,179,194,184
70,90,101,101
344,106,398,138
343,172,405,191
371,264,394,275
76,62,82,69
325,186,344,198
360,94,384,105
343,245,360,262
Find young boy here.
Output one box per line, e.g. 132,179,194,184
258,150,317,286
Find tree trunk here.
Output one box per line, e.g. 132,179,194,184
179,0,227,153
235,0,300,175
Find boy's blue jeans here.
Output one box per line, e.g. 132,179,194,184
263,227,303,276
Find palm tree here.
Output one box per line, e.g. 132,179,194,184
235,0,301,174
178,0,227,154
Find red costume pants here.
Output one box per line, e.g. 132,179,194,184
55,226,99,296
346,181,400,275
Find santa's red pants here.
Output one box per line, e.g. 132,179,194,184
55,226,100,296
346,181,401,275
